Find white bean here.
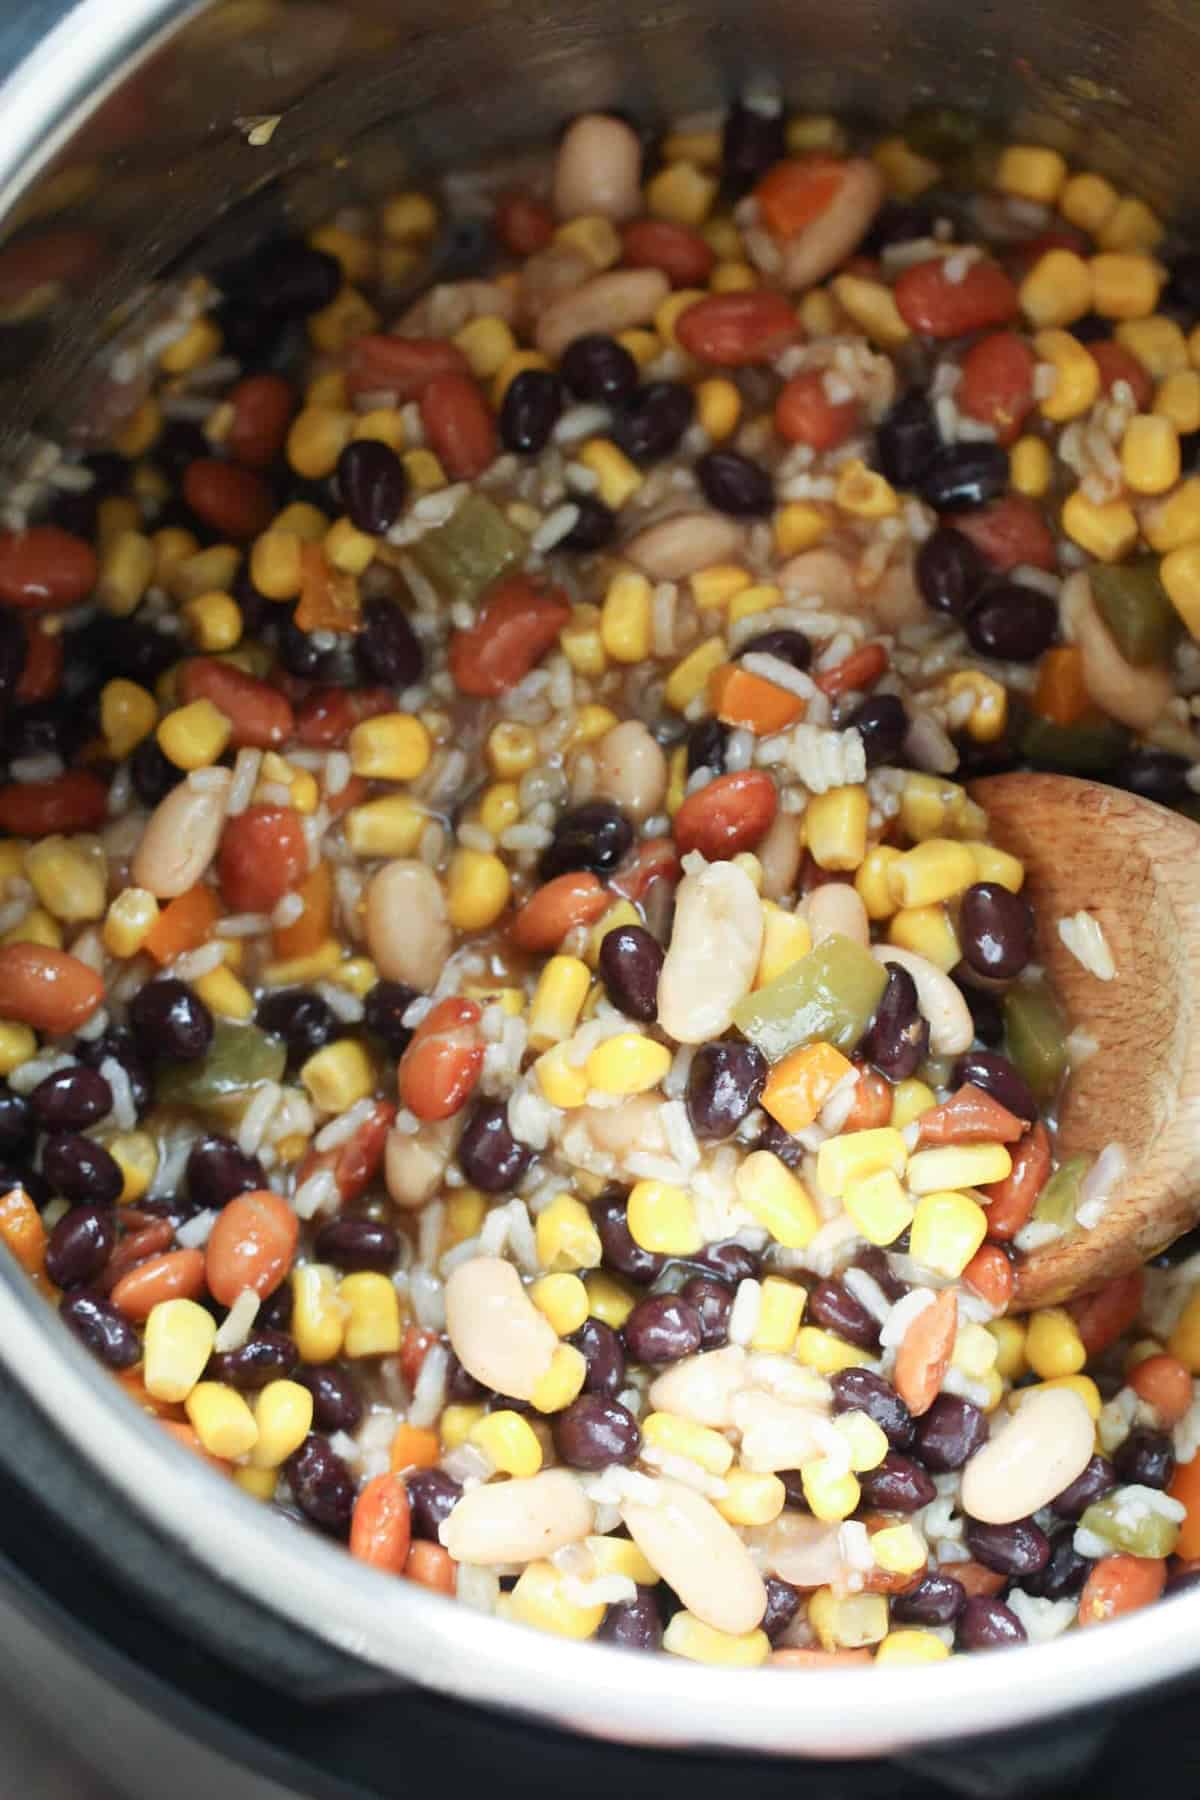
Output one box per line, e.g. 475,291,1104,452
572,1093,671,1164
731,1389,831,1473
648,1346,749,1429
804,882,869,947
385,1118,457,1210
364,859,451,987
1062,569,1174,732
757,813,805,902
657,859,762,1044
536,269,669,360
552,114,643,222
444,1255,557,1400
131,773,231,898
621,1478,766,1634
777,547,857,609
875,946,974,1055
621,512,746,580
780,159,885,290
398,279,516,336
868,550,924,631
591,720,667,822
442,1470,594,1565
753,1512,846,1589
960,1387,1095,1524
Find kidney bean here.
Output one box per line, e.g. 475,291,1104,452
499,369,563,455
1080,1554,1167,1626
958,332,1036,445
30,1065,111,1133
224,372,295,469
0,770,108,838
553,1393,642,1469
217,806,308,915
344,334,470,403
312,1216,399,1275
623,1294,703,1364
1023,1530,1092,1601
205,1189,299,1307
622,217,715,287
891,1572,966,1627
962,1243,1015,1310
982,1120,1050,1240
185,1137,264,1213
596,924,663,1023
894,1288,958,1417
419,371,497,479
948,493,1057,573
178,657,293,752
60,1291,141,1369
673,769,777,860
858,1452,936,1511
1129,1354,1194,1426
45,1205,116,1290
559,332,639,403
397,996,483,1123
862,963,929,1081
695,449,774,517
611,380,696,464
43,1133,123,1208
1090,338,1154,410
597,1590,662,1651
875,391,939,488
774,370,859,451
494,190,554,255
964,1516,1050,1578
350,1472,412,1574
919,443,1011,514
916,526,988,619
129,978,213,1064
685,1040,768,1139
1069,1270,1145,1358
953,1049,1037,1121
914,1394,988,1473
208,1329,297,1390
181,458,274,541
958,1595,1027,1650
110,1248,206,1320
895,258,1018,337
1114,1428,1176,1491
675,291,797,367
456,1098,532,1193
540,800,633,881
917,1083,1024,1147
966,581,1057,661
449,573,571,698
678,1275,733,1349
510,871,610,954
830,1368,914,1448
0,525,97,609
285,1434,356,1537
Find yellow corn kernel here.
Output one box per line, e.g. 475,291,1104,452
585,900,640,969
323,516,375,576
0,1024,35,1078
308,286,380,355
808,1587,889,1651
1010,434,1052,499
286,407,356,479
804,785,868,872
559,603,606,677
183,590,242,652
1060,171,1119,236
1098,195,1165,253
143,1298,217,1403
887,904,961,973
663,1612,769,1667
1061,489,1139,562
150,526,199,588
899,771,971,842
261,942,343,989
727,583,784,626
585,1032,672,1097
535,1193,603,1273
348,712,431,783
394,450,443,499
470,1409,544,1477
642,1411,734,1475
351,408,406,451
1025,1306,1087,1379
835,459,899,519
483,725,536,784
752,1275,808,1354
1011,1374,1102,1420
533,1043,589,1110
339,1270,403,1358
867,1523,927,1579
694,376,742,441
798,288,839,336
947,669,1008,745
608,331,657,374
444,848,511,933
770,507,829,564
875,1629,949,1665
0,843,27,885
710,1469,788,1532
907,1143,1013,1195
184,1381,258,1459
111,394,161,458
94,497,137,554
529,1342,587,1414
290,1264,347,1363
299,1039,374,1113
451,315,517,381
1155,369,1200,435
872,133,941,198
1121,413,1181,496
663,125,722,165
787,112,847,153
25,836,106,923
555,214,623,270
192,964,254,1022
530,1272,589,1337
1145,478,1200,557
439,1189,486,1254
834,1409,890,1473
842,1168,915,1246
527,956,590,1051
1018,249,1093,328
168,548,242,610
344,795,427,857
569,704,619,747
791,1326,865,1374
236,1467,278,1501
1115,316,1188,381
249,1380,313,1470
818,1128,908,1199
647,160,718,226
988,1316,1028,1380
962,841,1024,894
887,839,977,909
734,853,764,893
627,1180,702,1257
753,901,812,989
1125,1338,1165,1373
2,907,61,951
830,273,911,351
577,438,642,510
508,1561,604,1639
308,225,375,285
954,1322,999,1380
665,743,689,815
380,189,437,242
107,1130,158,1204
155,698,231,772
802,1457,861,1523
1033,329,1100,421
996,145,1067,205
1091,252,1163,321
95,528,155,619
851,845,900,922
475,782,520,838
664,637,727,713
909,1190,988,1279
1162,543,1200,636
735,1151,820,1250
583,1537,659,1587
710,260,757,293
598,570,653,663
585,1270,637,1329
100,678,158,761
266,504,324,548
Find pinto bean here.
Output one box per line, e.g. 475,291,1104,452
364,859,452,988
535,269,669,360
591,720,667,822
131,771,231,898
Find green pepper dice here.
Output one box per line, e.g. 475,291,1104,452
1004,979,1069,1104
410,492,526,606
732,932,888,1061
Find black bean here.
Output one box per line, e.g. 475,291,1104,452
224,239,342,318
916,526,989,618
756,1118,805,1168
208,1329,297,1390
685,1040,768,1139
211,298,285,366
852,1245,909,1303
406,1469,463,1540
964,1516,1050,1577
611,382,695,463
314,1216,400,1274
951,1049,1037,1122
685,716,729,776
777,1469,809,1510
623,1294,704,1364
1114,1428,1176,1490
285,1434,356,1537
129,978,213,1063
560,495,617,552
362,979,418,1056
695,1240,762,1284
154,419,209,481
591,1190,664,1286
357,599,424,688
857,1451,937,1511
761,1575,801,1643
919,444,1010,512
560,334,639,405
456,1099,532,1192
1164,253,1200,321
957,1595,1027,1650
914,1394,988,1472
567,1317,626,1396
59,1291,141,1369
45,1205,116,1290
446,1352,486,1403
186,1137,265,1212
964,985,1005,1048
1115,747,1192,805
1051,1453,1116,1519
4,700,88,763
81,616,180,688
598,924,663,1022
966,582,1057,662
1022,1530,1091,1601
958,882,1035,982
739,628,812,670
336,440,407,535
553,1394,641,1469
255,989,338,1069
876,391,940,488
276,617,326,680
294,1364,363,1435
0,611,26,706
863,199,942,257
807,1279,880,1351
722,101,786,196
1166,1568,1200,1599
130,737,178,806
499,368,563,454
75,1027,153,1119
259,1282,294,1332
0,1083,32,1154
830,1368,915,1449
862,964,929,1081
598,1588,663,1651
43,1133,123,1208
848,693,909,769
680,1274,733,1349
892,1572,966,1627
695,449,773,517
539,800,633,880
29,1066,111,1132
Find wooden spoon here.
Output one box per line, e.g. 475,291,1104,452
969,772,1200,1309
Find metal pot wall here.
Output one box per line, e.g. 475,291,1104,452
0,0,1198,1762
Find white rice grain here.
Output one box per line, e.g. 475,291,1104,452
237,1082,281,1155
213,1288,261,1353
1057,910,1116,981
99,1057,137,1132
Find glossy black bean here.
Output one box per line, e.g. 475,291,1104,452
591,1191,665,1285
129,978,213,1063
857,1451,937,1512
685,716,729,776
276,617,325,680
623,1294,704,1365
539,800,633,880
776,1469,810,1510
598,925,663,1023
679,1275,733,1349
560,494,617,552
553,1394,641,1469
560,333,639,404
958,1595,1027,1650
830,1369,916,1449
1022,1530,1091,1601
258,1281,294,1332
964,1516,1050,1577
1114,1428,1176,1490
914,1394,988,1472
294,1363,363,1435
82,617,180,689
285,1434,356,1537
0,611,25,705
876,391,940,488
739,628,812,670
4,700,87,763
446,1351,486,1403
356,598,424,688
256,989,338,1069
314,1216,399,1274
685,1040,768,1139
958,882,1035,982
1164,253,1200,321
760,1575,801,1643
29,1066,110,1132
0,1084,32,1154
456,1099,532,1193
1051,1453,1117,1519
185,1137,265,1213
862,963,929,1081
695,449,773,517
59,1291,141,1369
130,737,179,807
567,1317,626,1397
722,101,786,196
952,1050,1037,1122
695,1240,762,1285
847,693,909,769
336,440,407,535
1069,311,1111,343
807,1279,880,1350
1115,747,1192,805
916,526,989,619
966,582,1057,663
208,1330,297,1390
224,239,342,317
963,985,1005,1047
406,1469,463,1540
45,1205,116,1290
43,1133,123,1208
211,299,285,366
852,1245,909,1304
611,382,695,463
919,443,1010,512
499,369,563,455
598,1588,663,1651
362,980,418,1057
863,198,942,256
756,1118,805,1167
892,1572,966,1627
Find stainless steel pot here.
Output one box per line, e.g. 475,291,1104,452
0,0,1198,1760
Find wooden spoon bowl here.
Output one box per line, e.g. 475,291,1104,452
970,773,1200,1309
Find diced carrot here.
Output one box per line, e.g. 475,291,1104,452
390,1424,442,1472
143,884,222,967
709,662,806,734
295,542,361,633
1032,645,1090,726
15,621,63,703
1169,1457,1200,1560
272,860,334,959
916,1083,1026,1145
894,1288,957,1416
404,1540,457,1594
1129,1354,1194,1427
761,1041,854,1134
1078,1554,1165,1626
0,1185,47,1278
754,157,847,239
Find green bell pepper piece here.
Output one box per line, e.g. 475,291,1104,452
1079,1492,1181,1560
732,933,888,1061
1004,980,1069,1105
1033,1152,1090,1229
1091,560,1178,667
1019,712,1131,775
409,492,526,607
157,1020,287,1121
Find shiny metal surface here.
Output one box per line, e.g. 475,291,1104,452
1,0,1199,1757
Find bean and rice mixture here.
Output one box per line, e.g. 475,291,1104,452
5,97,1200,1669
